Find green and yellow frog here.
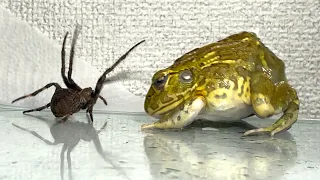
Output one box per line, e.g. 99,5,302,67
142,32,299,136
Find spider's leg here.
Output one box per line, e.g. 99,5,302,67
60,114,70,123
61,31,73,89
55,114,71,124
66,23,82,91
86,106,94,122
91,40,145,102
61,27,81,91
12,83,61,103
64,24,108,105
23,103,51,114
85,40,145,121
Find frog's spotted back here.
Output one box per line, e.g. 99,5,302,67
172,32,259,71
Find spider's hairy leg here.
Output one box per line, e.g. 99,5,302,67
86,40,145,122
61,25,81,91
12,83,61,103
23,103,51,114
93,40,145,99
66,23,82,90
61,31,73,89
61,24,108,106
57,114,71,123
86,105,94,123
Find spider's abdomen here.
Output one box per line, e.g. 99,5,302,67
50,88,82,117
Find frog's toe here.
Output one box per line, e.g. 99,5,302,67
141,121,182,130
270,125,292,137
244,124,291,137
243,127,272,136
141,123,156,130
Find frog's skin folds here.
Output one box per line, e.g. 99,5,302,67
142,32,299,137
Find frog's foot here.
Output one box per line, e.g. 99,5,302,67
141,123,156,129
141,120,182,130
243,126,290,136
248,72,300,137
141,97,206,130
244,99,299,137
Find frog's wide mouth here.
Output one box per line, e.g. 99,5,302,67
147,98,184,118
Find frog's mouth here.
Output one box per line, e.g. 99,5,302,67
149,98,185,118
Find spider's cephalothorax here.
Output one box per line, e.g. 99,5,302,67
12,24,145,122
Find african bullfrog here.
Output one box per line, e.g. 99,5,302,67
142,31,299,136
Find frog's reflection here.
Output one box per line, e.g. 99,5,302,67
12,114,129,180
143,120,298,180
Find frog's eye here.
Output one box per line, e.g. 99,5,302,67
179,70,193,83
153,75,168,89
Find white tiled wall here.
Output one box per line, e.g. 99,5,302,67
0,0,319,119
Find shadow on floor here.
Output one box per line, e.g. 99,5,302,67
12,114,130,180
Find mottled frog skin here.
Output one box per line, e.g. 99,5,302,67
142,32,299,136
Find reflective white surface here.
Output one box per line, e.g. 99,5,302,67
0,107,319,180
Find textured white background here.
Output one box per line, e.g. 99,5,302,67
0,0,319,119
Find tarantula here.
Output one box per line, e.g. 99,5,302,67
12,24,145,122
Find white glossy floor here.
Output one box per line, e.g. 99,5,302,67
1,106,320,180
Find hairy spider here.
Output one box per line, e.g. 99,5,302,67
12,24,145,122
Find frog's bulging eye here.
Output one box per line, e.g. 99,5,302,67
179,70,193,83
153,75,168,89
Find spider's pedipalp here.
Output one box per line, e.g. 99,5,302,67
98,96,108,105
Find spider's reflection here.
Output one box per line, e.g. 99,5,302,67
12,114,129,180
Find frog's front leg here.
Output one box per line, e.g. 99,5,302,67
141,96,206,130
244,72,299,137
